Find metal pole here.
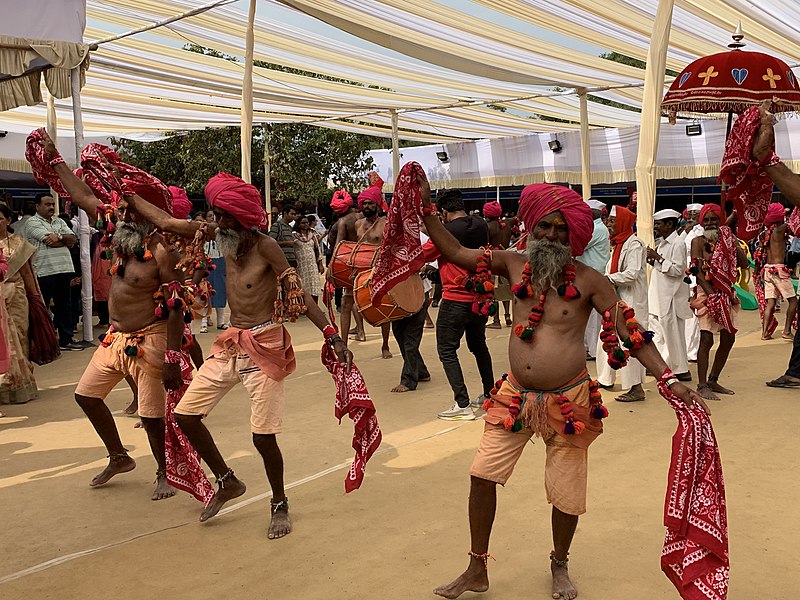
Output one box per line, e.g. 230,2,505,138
578,88,592,199
390,109,400,187
46,92,59,202
240,0,256,183
71,67,94,343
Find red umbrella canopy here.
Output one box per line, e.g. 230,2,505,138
662,50,800,115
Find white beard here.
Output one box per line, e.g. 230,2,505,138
113,222,154,255
704,227,720,243
216,228,242,257
525,238,572,293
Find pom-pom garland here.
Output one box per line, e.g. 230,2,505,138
273,268,308,323
458,251,495,317
511,261,581,343
600,302,653,369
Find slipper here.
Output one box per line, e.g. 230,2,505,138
766,376,800,388
615,392,645,403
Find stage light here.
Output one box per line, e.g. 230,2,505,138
548,140,562,153
436,151,449,162
685,123,702,136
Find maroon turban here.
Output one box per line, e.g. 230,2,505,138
698,203,721,228
331,189,353,215
358,186,383,210
205,172,266,228
483,200,502,219
169,186,193,220
518,184,593,257
764,203,785,226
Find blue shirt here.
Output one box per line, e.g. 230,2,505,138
576,218,610,274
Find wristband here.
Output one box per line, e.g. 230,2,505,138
327,333,343,347
658,369,678,388
164,349,182,364
322,324,338,341
422,204,438,217
49,155,66,168
761,150,781,168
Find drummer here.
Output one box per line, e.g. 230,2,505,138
328,190,367,341
338,187,394,359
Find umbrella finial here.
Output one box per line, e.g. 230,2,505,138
729,21,746,49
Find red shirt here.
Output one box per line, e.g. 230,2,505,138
422,241,474,303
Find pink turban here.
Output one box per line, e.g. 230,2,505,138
698,203,721,227
169,186,193,220
483,200,502,219
358,186,383,210
518,184,593,257
204,172,266,228
765,203,785,226
331,189,353,215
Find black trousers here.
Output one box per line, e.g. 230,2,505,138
436,299,494,407
391,299,430,389
38,272,74,345
785,330,800,378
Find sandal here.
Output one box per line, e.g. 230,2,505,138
615,391,645,403
766,376,800,388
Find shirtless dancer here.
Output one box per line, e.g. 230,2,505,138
338,187,392,359
327,192,366,341
483,200,514,329
758,204,797,340
37,131,183,501
421,180,705,600
125,172,351,539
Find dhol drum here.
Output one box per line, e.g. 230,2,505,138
329,241,378,289
354,269,425,326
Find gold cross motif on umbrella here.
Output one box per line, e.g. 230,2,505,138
763,68,782,89
698,67,718,85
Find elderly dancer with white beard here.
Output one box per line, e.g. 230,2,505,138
596,205,648,402
647,210,693,382
122,172,352,540
683,203,704,361
35,131,184,501
424,182,705,600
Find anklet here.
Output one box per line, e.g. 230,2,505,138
155,469,166,482
108,451,129,461
708,375,719,383
550,551,569,568
271,498,289,513
216,469,235,489
468,551,496,570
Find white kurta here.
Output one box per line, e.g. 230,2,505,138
578,219,611,358
648,231,693,375
597,235,648,389
683,224,704,360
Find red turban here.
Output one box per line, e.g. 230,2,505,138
518,184,593,257
483,200,502,219
169,186,193,220
331,189,353,215
764,203,785,226
358,186,383,210
205,172,266,229
699,203,721,228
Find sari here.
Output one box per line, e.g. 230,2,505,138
0,235,38,404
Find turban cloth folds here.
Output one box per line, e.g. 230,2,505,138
698,203,721,228
169,186,193,220
483,200,502,219
331,190,353,215
764,203,785,226
358,186,384,210
518,184,593,257
205,172,266,229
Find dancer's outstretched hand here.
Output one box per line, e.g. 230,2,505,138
669,381,711,415
753,100,776,163
333,339,353,372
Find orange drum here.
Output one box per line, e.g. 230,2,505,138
354,269,425,326
329,241,378,289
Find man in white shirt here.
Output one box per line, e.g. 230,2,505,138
577,199,610,360
647,209,693,381
683,203,705,361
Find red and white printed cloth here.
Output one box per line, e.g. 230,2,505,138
719,106,775,242
165,344,215,506
321,344,382,493
658,379,729,600
706,226,739,335
370,161,427,305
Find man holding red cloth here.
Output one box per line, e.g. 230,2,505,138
689,204,748,401
755,203,797,341
122,171,352,539
422,180,706,600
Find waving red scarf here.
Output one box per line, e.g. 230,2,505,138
658,378,729,600
370,161,427,304
321,344,382,493
706,226,739,334
609,206,636,274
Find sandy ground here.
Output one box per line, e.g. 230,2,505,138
1,306,797,600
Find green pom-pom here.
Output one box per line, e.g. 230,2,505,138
622,338,633,350
511,420,523,433
488,303,498,316
520,328,533,341
613,348,626,361
475,283,485,294
556,284,567,296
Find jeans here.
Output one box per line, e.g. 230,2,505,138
436,299,494,407
391,299,430,389
38,272,74,345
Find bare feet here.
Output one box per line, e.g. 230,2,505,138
152,470,176,501
708,380,735,395
268,498,292,539
391,384,411,393
551,554,578,600
382,347,393,359
200,471,246,522
419,375,431,382
352,331,366,342
761,334,773,341
123,398,138,416
697,383,721,401
433,563,489,599
90,453,136,487
783,332,794,340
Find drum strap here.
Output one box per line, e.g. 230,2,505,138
356,218,381,243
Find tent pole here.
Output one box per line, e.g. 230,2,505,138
46,92,59,202
240,0,256,183
263,124,272,223
578,88,591,199
391,109,400,188
634,0,675,249
71,67,93,343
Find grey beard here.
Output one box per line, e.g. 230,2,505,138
216,227,243,257
704,227,720,243
113,222,154,255
525,238,572,293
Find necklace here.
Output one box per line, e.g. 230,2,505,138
510,261,580,343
